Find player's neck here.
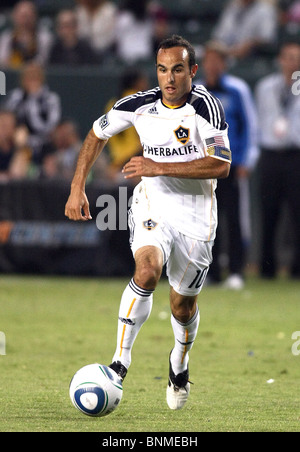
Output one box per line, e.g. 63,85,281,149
162,100,185,109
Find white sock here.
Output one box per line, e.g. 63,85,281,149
170,306,200,375
112,278,153,369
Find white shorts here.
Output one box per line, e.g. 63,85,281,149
128,207,213,296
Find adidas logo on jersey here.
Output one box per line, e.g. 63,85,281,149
148,106,159,115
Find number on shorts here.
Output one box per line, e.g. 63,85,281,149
188,267,208,289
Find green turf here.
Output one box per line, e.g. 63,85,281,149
0,275,299,432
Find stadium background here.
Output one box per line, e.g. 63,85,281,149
1,0,300,434
0,0,297,277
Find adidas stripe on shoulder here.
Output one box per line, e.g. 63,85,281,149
113,87,161,113
190,85,227,131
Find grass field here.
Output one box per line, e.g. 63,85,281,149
0,274,299,432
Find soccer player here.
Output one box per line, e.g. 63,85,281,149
65,35,231,410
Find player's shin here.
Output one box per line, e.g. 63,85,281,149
170,305,200,375
112,278,154,370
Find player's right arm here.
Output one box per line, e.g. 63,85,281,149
65,95,136,221
65,128,107,221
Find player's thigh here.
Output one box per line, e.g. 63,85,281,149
167,234,213,297
129,206,173,265
134,245,164,289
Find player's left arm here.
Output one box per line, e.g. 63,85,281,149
122,155,230,180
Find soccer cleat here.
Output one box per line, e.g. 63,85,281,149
166,356,191,410
109,360,127,381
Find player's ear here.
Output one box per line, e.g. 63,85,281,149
190,64,198,79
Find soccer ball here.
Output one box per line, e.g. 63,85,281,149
69,363,123,417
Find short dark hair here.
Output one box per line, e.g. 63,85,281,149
156,35,196,69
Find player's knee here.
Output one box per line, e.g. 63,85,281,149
170,292,198,324
134,246,163,290
134,262,161,291
172,306,193,324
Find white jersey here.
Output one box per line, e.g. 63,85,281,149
93,85,231,241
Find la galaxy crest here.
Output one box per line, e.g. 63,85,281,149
174,125,190,145
143,219,158,230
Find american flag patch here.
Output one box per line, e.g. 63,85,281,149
205,136,225,147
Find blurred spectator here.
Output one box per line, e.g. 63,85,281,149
148,1,169,53
115,0,168,63
0,1,19,11
0,0,53,68
286,0,300,24
278,0,299,32
279,0,300,24
255,41,300,278
41,119,82,180
200,41,259,289
4,61,61,163
75,0,117,58
48,9,100,66
212,0,278,59
115,0,153,63
102,68,149,182
0,110,31,181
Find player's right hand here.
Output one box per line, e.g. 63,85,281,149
65,187,92,221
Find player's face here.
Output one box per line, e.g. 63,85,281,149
156,47,198,107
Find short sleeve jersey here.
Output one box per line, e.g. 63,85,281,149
93,84,231,241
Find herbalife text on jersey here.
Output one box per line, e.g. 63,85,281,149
142,142,199,157
95,187,204,231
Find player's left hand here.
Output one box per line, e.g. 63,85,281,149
65,187,92,221
122,156,160,178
